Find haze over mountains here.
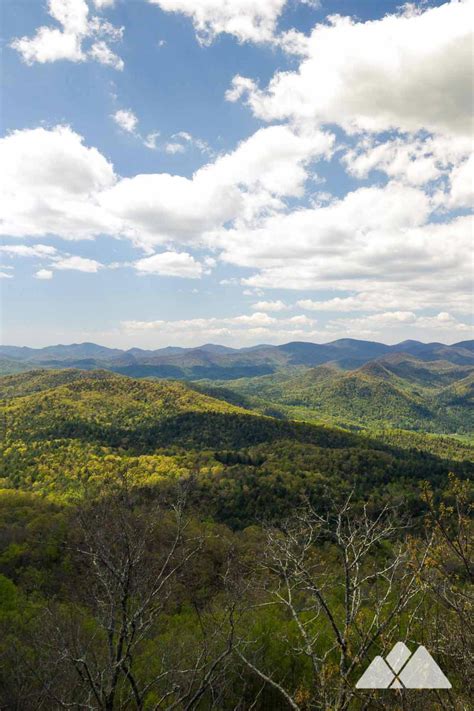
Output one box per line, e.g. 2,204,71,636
1,338,473,379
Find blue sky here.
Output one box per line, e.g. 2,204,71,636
1,0,472,348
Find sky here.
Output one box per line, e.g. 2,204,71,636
0,0,472,349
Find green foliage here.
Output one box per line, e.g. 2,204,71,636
204,356,474,434
0,367,472,709
2,369,471,528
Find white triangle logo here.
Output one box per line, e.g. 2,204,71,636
356,642,451,689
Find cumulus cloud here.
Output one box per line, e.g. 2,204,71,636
297,284,474,315
97,123,333,247
147,0,289,45
0,123,332,246
52,255,103,272
120,311,321,348
448,154,474,208
0,242,103,274
251,300,288,312
201,124,333,199
112,109,139,133
232,311,277,326
0,120,470,327
342,134,472,187
11,0,124,69
227,187,472,316
227,1,474,137
219,181,432,270
328,311,472,341
119,309,470,348
0,125,117,239
134,251,206,278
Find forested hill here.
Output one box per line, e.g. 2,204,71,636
1,369,361,451
204,354,474,434
1,368,473,710
1,369,473,525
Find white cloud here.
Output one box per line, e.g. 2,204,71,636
201,124,334,199
0,271,13,279
93,0,115,8
52,255,103,272
11,0,123,69
11,0,89,63
233,311,277,325
328,311,472,342
35,269,54,280
168,132,212,155
1,123,470,324
143,131,160,150
297,286,474,314
225,76,256,102
165,142,186,154
0,125,117,239
12,26,85,64
221,185,472,316
342,134,472,187
98,123,333,248
112,119,209,154
228,1,474,137
287,314,315,326
175,131,192,142
0,123,333,246
148,0,288,45
251,299,288,312
134,251,206,278
220,181,432,271
448,154,474,208
99,171,242,246
415,311,472,333
0,240,103,275
112,109,139,133
119,311,322,348
118,308,471,348
0,244,57,257
89,40,123,70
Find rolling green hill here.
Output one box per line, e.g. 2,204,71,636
1,369,365,453
197,355,474,434
1,369,472,518
1,369,249,443
0,357,32,376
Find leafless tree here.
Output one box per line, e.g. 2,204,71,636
414,475,473,710
234,496,433,710
25,486,237,710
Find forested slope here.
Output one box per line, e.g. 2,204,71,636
1,369,472,523
201,356,474,434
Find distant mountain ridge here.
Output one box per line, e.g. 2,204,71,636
1,338,473,380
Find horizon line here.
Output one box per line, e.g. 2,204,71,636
1,337,473,352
